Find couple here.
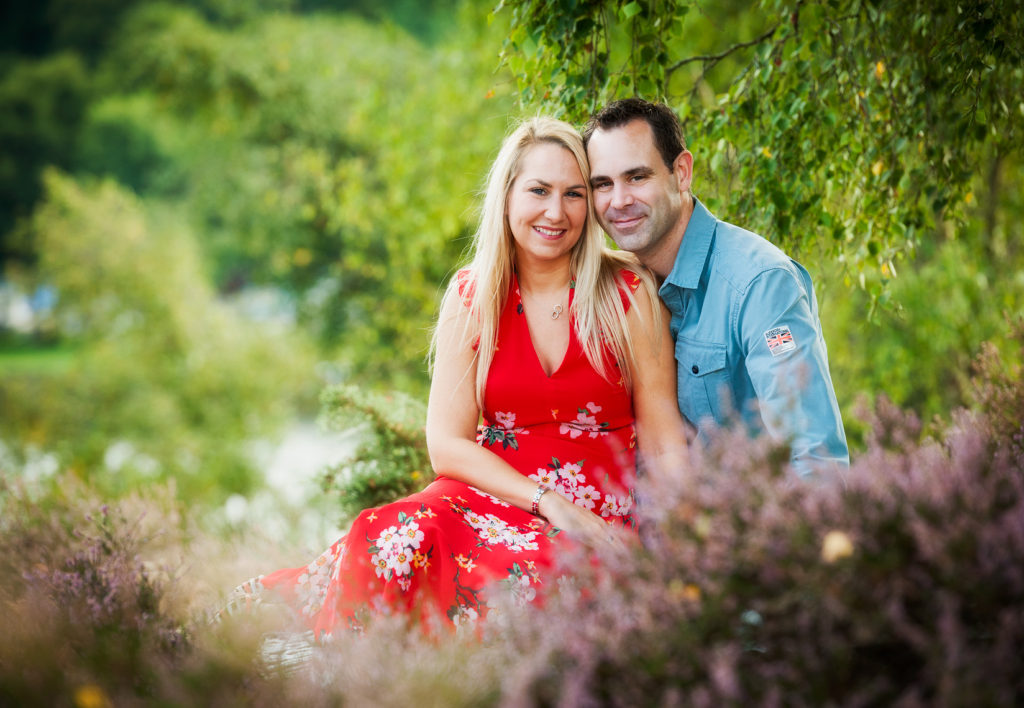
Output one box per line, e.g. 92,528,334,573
230,99,848,638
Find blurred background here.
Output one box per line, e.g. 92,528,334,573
1,0,1021,541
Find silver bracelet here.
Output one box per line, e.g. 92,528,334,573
531,485,550,517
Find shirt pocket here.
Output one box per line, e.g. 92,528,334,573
675,337,730,428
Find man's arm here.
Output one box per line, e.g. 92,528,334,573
736,265,849,475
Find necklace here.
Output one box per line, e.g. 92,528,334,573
518,275,573,320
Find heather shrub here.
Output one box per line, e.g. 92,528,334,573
492,393,1024,705
969,316,1024,456
0,479,187,704
0,474,310,706
3,339,1022,707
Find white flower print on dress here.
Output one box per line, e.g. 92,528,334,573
599,492,633,518
560,461,585,487
510,574,536,605
469,485,511,507
559,402,609,439
528,467,558,489
463,511,539,552
451,605,479,632
369,514,425,584
573,484,600,510
294,544,340,617
494,411,516,429
400,522,425,547
479,411,529,450
503,562,538,606
538,456,605,509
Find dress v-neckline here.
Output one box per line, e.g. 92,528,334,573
513,273,576,379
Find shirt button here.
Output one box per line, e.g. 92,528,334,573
691,365,699,375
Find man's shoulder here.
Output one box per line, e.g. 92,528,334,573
708,218,798,289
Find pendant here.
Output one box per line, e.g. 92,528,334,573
551,304,563,320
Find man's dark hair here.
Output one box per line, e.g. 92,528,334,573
583,98,685,170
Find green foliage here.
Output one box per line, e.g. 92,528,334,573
827,240,1024,439
0,52,91,257
88,5,515,390
74,94,186,195
0,172,317,502
0,0,146,60
493,0,1024,284
969,316,1024,453
822,153,1024,439
318,384,431,520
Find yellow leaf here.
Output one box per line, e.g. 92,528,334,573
871,160,884,176
694,514,711,538
74,685,112,708
875,61,885,79
760,146,773,158
821,530,854,563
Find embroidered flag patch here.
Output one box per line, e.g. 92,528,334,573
764,325,796,357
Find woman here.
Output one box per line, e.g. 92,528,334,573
227,117,688,638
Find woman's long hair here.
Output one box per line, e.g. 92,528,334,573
431,117,658,410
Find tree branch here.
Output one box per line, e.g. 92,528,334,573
666,24,780,81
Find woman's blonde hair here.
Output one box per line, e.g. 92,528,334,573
432,116,658,409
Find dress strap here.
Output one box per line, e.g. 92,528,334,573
456,268,475,308
616,268,643,311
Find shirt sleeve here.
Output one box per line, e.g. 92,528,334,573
736,266,850,474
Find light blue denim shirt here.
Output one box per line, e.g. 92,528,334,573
660,199,849,473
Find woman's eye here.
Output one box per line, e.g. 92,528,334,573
530,187,548,196
566,190,584,199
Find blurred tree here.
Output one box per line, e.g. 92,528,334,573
0,171,317,502
823,152,1024,442
0,53,90,262
0,0,143,60
88,5,515,390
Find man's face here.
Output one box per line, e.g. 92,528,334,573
587,119,689,264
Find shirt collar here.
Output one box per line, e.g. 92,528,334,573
664,197,715,290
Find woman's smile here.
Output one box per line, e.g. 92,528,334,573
506,141,588,264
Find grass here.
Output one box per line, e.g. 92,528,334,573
0,343,80,374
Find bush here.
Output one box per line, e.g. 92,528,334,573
2,328,1021,707
318,384,431,521
0,480,187,705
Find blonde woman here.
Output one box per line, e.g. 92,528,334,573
231,117,688,638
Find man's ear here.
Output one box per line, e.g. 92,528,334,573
673,150,694,195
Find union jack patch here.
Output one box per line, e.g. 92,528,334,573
764,325,796,357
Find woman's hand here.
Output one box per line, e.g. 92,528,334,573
537,490,624,550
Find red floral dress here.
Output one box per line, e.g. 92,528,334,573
233,270,642,638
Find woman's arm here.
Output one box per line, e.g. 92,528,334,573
626,284,691,481
425,291,619,546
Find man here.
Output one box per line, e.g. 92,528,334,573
584,98,849,473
